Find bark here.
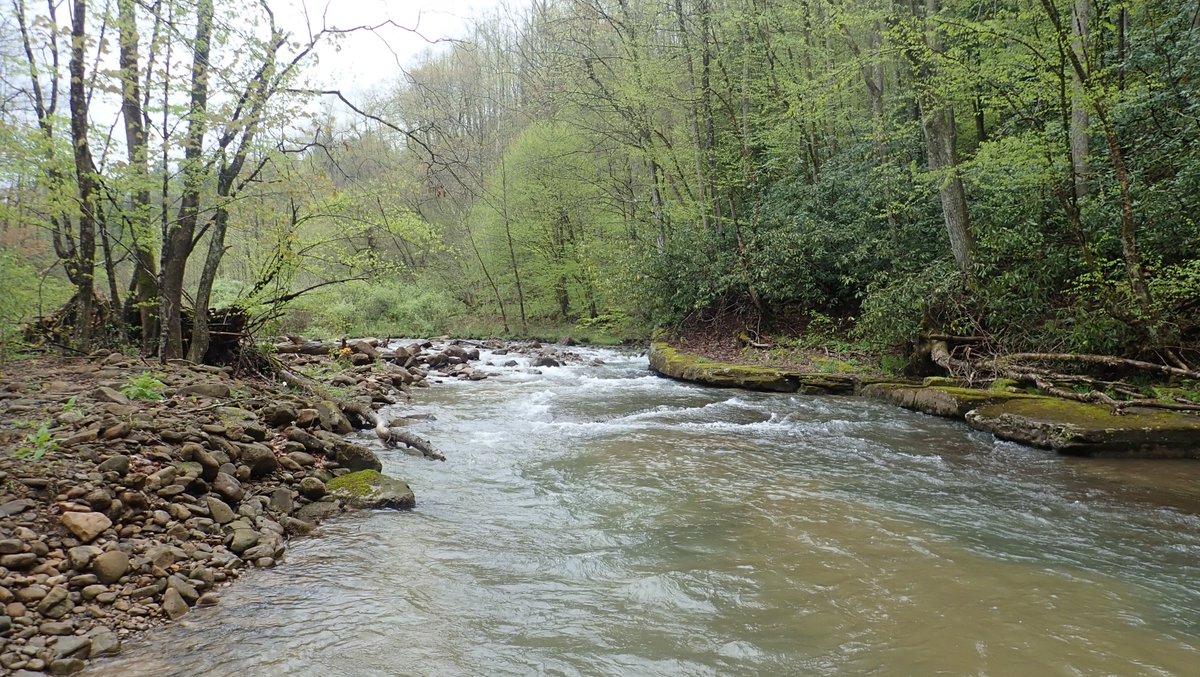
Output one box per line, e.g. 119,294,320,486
1069,0,1089,200
159,0,213,360
190,15,282,362
68,0,97,350
118,0,158,351
914,0,975,277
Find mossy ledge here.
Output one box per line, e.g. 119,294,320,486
648,341,863,394
649,342,1200,458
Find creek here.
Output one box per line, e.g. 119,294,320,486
90,346,1200,676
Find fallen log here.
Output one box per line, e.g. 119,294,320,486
997,353,1200,381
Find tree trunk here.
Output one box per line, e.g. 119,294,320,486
914,0,975,277
68,0,97,350
159,0,213,360
1069,0,1089,200
118,0,158,352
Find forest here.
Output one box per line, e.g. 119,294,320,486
2,0,1199,370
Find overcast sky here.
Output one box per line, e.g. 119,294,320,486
292,0,517,93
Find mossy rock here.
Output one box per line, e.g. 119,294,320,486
966,398,1200,458
648,342,857,394
327,470,415,509
861,383,1036,418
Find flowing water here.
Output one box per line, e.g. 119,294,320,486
90,347,1200,676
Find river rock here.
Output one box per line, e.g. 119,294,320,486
206,496,236,524
161,588,188,620
67,545,101,571
212,472,245,503
294,501,340,523
92,387,129,405
88,629,121,658
239,443,279,478
49,658,86,675
316,401,353,434
298,476,326,499
228,528,260,555
1,553,37,569
262,404,298,427
52,635,91,659
176,383,231,399
92,550,130,584
96,454,130,475
268,488,293,514
60,512,111,543
334,443,382,473
327,470,415,510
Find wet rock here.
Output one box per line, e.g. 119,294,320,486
294,501,340,523
196,592,219,607
166,575,198,605
60,511,112,544
52,635,90,659
162,587,189,620
49,658,86,675
87,629,120,658
91,551,130,584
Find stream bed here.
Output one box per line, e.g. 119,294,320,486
90,346,1200,676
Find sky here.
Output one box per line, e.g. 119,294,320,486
293,0,517,93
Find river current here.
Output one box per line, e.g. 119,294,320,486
91,346,1200,676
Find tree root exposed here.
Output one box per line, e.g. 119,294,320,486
924,339,1200,416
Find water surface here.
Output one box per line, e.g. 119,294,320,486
90,347,1200,676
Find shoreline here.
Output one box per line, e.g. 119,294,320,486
649,342,1200,458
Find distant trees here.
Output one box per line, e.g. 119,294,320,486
3,0,1199,362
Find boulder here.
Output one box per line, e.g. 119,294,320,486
327,470,415,510
333,443,382,473
239,443,279,478
212,472,245,503
966,398,1200,458
316,400,353,434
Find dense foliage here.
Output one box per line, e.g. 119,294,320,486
2,0,1198,361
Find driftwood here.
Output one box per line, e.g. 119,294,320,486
924,337,1200,416
371,413,444,461
996,353,1200,380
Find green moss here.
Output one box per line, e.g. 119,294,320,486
983,396,1200,431
327,470,382,497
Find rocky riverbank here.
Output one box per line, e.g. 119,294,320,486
0,336,535,675
649,342,1200,458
